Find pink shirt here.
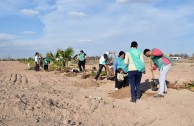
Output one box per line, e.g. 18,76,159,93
152,48,170,70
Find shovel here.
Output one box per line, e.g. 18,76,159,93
150,58,158,91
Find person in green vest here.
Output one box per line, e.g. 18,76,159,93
43,57,50,71
125,41,145,103
113,51,129,90
144,48,172,98
74,50,87,72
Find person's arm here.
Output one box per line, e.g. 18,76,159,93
153,64,157,70
84,53,88,59
140,53,144,63
104,64,109,71
152,48,163,57
73,54,78,59
140,53,146,73
124,52,130,65
113,59,118,72
123,73,128,77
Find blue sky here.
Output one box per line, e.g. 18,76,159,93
0,0,194,58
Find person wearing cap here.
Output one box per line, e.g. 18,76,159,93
125,41,145,103
73,50,87,72
34,52,39,71
95,51,116,81
144,48,172,98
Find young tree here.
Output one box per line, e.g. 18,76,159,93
46,52,54,60
64,47,74,58
55,49,65,60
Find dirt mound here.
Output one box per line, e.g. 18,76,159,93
142,92,157,98
65,72,77,77
168,80,194,92
73,79,100,88
81,73,91,79
109,87,130,99
109,87,157,99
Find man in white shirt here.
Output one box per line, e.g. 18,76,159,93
95,51,115,81
34,52,39,71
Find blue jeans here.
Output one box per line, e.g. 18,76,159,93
128,71,142,100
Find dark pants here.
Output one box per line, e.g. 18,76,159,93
128,70,142,100
35,62,39,71
115,70,129,89
44,65,48,71
95,64,106,80
78,60,86,72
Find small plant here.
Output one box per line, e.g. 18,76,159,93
90,71,97,76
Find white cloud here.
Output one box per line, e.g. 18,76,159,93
0,33,16,41
1,0,194,58
67,11,87,18
36,0,194,55
79,39,92,42
116,0,155,4
21,31,36,35
19,9,39,16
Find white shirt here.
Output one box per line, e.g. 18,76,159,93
99,52,109,65
35,55,38,62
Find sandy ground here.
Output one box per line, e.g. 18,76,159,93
0,61,194,126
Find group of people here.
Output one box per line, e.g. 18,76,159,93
34,52,50,71
94,41,172,103
35,41,172,103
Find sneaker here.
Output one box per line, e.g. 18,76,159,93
154,94,164,98
115,88,118,91
163,91,167,94
137,95,141,100
130,99,136,103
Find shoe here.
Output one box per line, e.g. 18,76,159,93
137,95,141,99
154,94,164,98
95,78,98,81
130,99,136,103
115,88,118,91
152,87,158,91
163,91,167,94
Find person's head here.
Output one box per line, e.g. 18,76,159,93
35,52,39,56
117,68,123,73
80,50,84,53
118,51,125,59
144,49,152,57
131,41,138,48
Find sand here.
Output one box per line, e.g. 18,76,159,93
0,61,194,126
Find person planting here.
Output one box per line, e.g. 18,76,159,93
144,48,172,98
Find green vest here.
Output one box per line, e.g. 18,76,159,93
44,58,50,65
116,57,128,73
128,48,145,72
79,53,85,61
151,54,172,70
